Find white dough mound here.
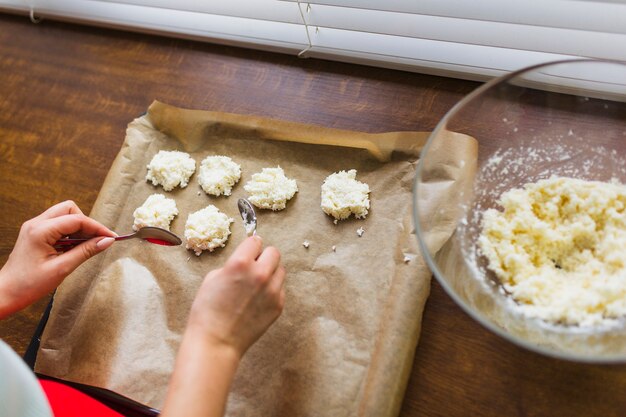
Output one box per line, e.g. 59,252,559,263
132,194,179,231
198,156,241,196
244,166,298,210
146,150,196,191
185,205,234,255
321,169,370,220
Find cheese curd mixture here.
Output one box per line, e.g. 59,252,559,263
244,166,298,210
146,150,196,191
321,169,370,221
185,205,234,255
478,176,626,326
132,194,178,231
198,155,241,196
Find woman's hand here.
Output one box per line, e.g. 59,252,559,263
188,235,286,358
161,236,285,417
0,200,116,318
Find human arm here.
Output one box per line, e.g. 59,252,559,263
160,235,286,417
0,200,116,319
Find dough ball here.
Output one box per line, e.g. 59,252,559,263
244,166,298,210
321,169,370,220
146,150,196,191
185,205,234,255
132,194,178,231
198,156,242,196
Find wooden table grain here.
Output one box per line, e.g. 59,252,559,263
1,13,625,417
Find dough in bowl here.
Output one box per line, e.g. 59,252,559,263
321,169,370,220
244,166,298,210
146,150,196,191
132,194,178,231
185,205,234,255
479,176,626,326
198,155,242,196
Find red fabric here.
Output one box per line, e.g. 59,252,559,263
39,380,124,417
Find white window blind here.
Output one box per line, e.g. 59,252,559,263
1,0,626,83
284,0,626,81
0,0,308,53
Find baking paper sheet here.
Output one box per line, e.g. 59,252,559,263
36,101,477,417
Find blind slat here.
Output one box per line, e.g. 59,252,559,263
0,0,28,12
97,0,302,24
302,4,626,60
307,26,577,77
1,0,308,51
284,0,626,34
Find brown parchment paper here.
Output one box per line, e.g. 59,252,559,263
36,101,477,417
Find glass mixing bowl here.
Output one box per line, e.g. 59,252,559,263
414,59,626,362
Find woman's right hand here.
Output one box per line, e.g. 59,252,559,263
161,236,286,417
188,235,286,359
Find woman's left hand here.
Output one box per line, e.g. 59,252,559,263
0,200,116,318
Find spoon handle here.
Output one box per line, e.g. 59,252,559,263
53,235,133,251
53,238,90,252
52,228,180,252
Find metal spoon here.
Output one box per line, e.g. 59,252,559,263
53,226,182,251
238,198,257,236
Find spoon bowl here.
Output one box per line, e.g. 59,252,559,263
116,227,182,246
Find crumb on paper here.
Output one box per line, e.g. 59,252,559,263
197,191,201,196
302,240,310,249
132,194,178,231
333,219,338,225
402,253,416,263
356,227,365,237
198,155,242,196
186,257,191,262
332,245,336,252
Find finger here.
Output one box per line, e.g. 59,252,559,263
256,246,281,278
228,235,263,266
40,214,116,243
36,200,83,220
49,237,115,277
268,266,286,312
267,265,286,294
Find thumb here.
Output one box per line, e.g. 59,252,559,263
51,237,115,276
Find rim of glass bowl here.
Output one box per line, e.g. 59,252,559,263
412,58,626,364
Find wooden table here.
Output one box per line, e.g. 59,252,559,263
1,13,625,416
